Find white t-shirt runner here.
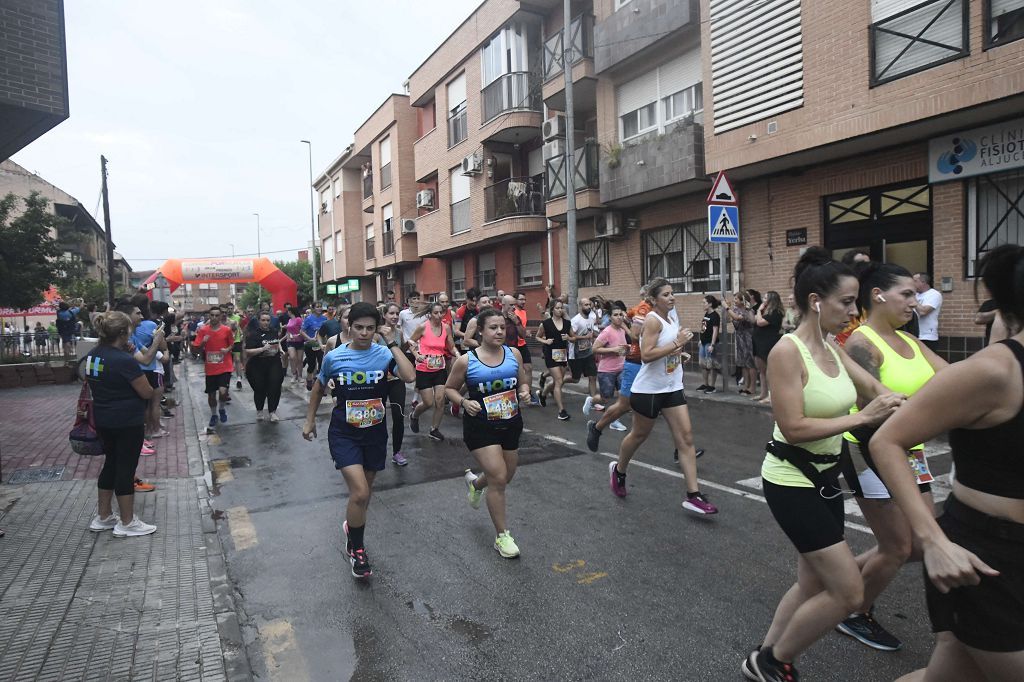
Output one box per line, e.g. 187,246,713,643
569,313,595,361
631,309,684,394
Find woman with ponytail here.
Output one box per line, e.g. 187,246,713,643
872,244,1024,679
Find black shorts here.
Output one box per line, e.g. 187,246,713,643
544,349,568,369
232,342,242,353
569,355,597,380
925,494,1024,652
205,372,232,394
763,476,846,554
463,418,523,452
415,368,448,390
516,343,531,364
144,370,163,390
629,390,686,419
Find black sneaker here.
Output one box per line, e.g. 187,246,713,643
748,646,799,682
410,414,420,433
557,409,570,421
428,428,444,442
836,611,902,651
673,448,706,462
539,391,547,407
703,387,717,394
350,549,372,579
696,384,709,392
539,372,548,393
586,420,601,453
236,379,242,389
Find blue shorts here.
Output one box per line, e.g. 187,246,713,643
619,361,641,398
327,411,387,471
597,371,621,400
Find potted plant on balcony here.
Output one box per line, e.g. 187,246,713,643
603,143,622,169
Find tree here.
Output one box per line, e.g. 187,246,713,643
237,258,314,310
0,191,75,310
56,276,108,303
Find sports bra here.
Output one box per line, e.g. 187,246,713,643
948,339,1024,499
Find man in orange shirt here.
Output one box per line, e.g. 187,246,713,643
194,306,235,432
514,291,539,405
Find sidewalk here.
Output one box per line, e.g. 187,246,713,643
0,366,237,681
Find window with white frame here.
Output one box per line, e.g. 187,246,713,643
450,167,471,235
643,223,731,293
480,22,531,87
614,0,633,9
476,251,497,295
516,242,543,287
323,235,334,262
447,73,468,147
379,136,392,188
449,258,466,301
382,203,393,233
578,240,609,287
334,229,342,253
617,48,702,142
320,187,331,213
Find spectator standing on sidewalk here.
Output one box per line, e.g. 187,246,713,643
697,295,721,393
782,293,799,334
752,291,785,404
727,294,757,394
913,272,943,352
86,311,158,537
56,299,81,357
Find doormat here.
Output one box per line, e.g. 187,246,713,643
5,467,66,484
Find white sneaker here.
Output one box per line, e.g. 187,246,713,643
256,410,266,421
582,396,593,417
112,517,157,537
88,514,119,532
269,412,280,422
609,420,627,432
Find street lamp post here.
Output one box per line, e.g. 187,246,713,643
252,212,262,306
300,140,319,305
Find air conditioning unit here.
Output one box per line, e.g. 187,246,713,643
415,189,434,209
543,139,566,160
461,153,482,175
596,212,624,239
542,114,566,141
401,218,416,234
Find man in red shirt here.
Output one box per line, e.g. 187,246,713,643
194,306,235,431
514,291,539,405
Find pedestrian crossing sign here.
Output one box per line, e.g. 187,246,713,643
708,204,739,243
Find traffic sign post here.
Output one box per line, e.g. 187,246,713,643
708,204,739,243
706,170,739,393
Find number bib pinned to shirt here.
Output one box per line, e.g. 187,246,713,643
576,339,592,353
345,398,385,428
482,389,519,421
551,348,567,363
665,353,680,374
907,449,934,485
206,351,225,364
425,354,445,370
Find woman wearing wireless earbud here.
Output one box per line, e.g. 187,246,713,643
742,247,906,682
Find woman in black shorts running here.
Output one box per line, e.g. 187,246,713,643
445,308,532,559
872,244,1024,681
409,302,456,442
536,300,571,420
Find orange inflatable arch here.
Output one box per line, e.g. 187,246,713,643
144,258,298,312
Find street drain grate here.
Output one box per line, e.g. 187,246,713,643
6,467,66,484
229,456,251,468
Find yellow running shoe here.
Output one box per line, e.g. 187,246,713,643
494,531,520,559
464,470,482,509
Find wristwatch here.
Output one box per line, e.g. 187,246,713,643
387,341,398,349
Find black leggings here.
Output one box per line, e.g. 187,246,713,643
97,425,145,496
304,347,324,374
247,359,284,412
388,379,405,454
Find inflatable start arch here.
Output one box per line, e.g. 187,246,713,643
145,258,298,312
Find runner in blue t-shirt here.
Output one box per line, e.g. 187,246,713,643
301,303,328,390
302,302,414,579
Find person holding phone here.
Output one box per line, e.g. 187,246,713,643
244,312,286,422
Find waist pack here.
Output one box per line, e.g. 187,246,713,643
69,379,104,456
766,439,853,499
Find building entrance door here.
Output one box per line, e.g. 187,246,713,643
824,181,931,274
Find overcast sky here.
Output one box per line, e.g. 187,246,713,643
12,0,481,272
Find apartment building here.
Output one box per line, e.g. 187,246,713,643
701,0,1024,360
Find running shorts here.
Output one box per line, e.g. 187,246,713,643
925,494,1024,652
415,368,448,390
327,415,387,472
597,372,621,400
463,418,523,452
144,370,163,390
204,372,232,394
569,355,597,380
763,476,845,554
847,440,932,499
629,389,686,419
619,360,641,398
516,344,531,365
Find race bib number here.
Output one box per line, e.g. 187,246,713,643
551,348,567,363
482,389,519,421
206,351,225,364
345,398,385,429
426,354,445,370
907,450,934,485
665,353,680,374
576,339,592,353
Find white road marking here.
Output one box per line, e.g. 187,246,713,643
599,453,874,535
544,435,577,446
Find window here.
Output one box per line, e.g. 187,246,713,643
643,223,731,293
870,0,968,86
334,229,342,254
382,203,394,255
449,258,466,301
382,203,393,233
987,0,1024,48
320,187,331,213
480,22,540,122
450,167,471,235
617,49,701,141
967,168,1024,276
577,240,609,287
379,136,392,189
402,267,416,293
614,0,633,9
447,73,468,147
323,235,334,262
664,83,703,123
476,252,497,295
365,224,375,260
516,242,543,287
333,177,341,198
621,103,657,140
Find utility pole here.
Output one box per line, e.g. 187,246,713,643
562,0,579,316
300,140,319,305
100,156,115,305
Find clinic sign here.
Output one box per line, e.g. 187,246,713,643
181,259,255,281
929,116,1024,183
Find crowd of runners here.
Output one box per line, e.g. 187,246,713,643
79,244,1024,681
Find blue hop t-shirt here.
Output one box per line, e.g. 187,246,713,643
318,343,396,438
132,320,160,371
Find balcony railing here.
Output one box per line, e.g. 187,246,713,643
380,163,392,189
451,198,471,235
545,141,600,200
870,0,967,86
485,174,545,222
448,106,468,147
362,173,373,199
365,237,375,260
382,230,395,256
543,14,594,81
481,72,540,124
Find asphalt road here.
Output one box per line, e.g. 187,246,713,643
187,363,948,681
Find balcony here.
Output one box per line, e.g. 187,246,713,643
451,198,471,235
870,0,967,86
362,173,373,199
365,237,375,261
380,162,392,189
594,0,696,74
544,15,594,81
546,141,600,200
543,15,597,111
485,175,545,222
481,72,541,124
382,230,395,256
600,120,706,207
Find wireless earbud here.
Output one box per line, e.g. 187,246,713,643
876,295,887,303
814,302,821,313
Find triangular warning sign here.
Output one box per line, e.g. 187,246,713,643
712,209,738,238
707,171,737,204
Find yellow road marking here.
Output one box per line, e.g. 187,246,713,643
211,460,233,483
552,560,586,573
261,619,309,682
577,571,609,585
227,506,257,551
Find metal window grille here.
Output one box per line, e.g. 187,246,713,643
577,240,609,287
642,223,731,293
870,0,968,86
968,168,1024,276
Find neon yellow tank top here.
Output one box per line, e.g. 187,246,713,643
761,334,857,488
843,325,934,448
